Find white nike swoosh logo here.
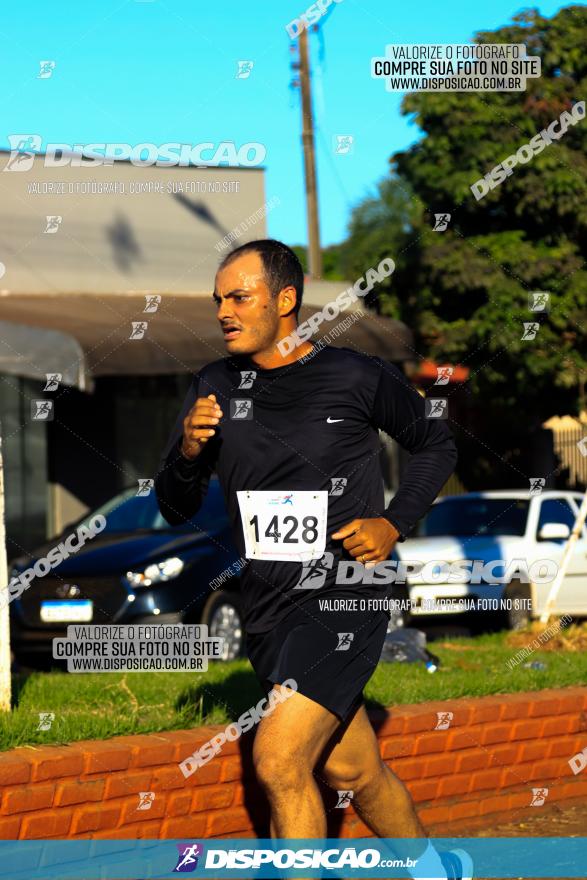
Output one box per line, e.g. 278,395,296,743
327,417,344,423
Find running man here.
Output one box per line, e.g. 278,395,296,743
155,239,472,880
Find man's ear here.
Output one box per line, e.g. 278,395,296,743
277,285,298,318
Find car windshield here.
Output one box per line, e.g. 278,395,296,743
72,479,227,535
76,489,162,533
418,498,530,537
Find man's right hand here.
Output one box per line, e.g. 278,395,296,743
180,394,223,460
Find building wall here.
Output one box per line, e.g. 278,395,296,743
45,374,192,539
0,153,267,294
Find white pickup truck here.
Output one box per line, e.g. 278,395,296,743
394,490,587,629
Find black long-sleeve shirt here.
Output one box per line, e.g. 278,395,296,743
155,344,457,633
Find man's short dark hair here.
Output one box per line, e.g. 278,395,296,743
218,239,304,317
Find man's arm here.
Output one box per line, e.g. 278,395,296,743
372,360,458,540
331,360,458,565
154,375,220,526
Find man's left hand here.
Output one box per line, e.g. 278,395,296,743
331,517,400,568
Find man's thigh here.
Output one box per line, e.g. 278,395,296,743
247,603,389,724
254,684,342,767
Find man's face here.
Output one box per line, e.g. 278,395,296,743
214,251,283,356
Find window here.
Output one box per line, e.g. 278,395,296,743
418,498,529,537
75,478,228,535
536,499,576,538
76,489,157,533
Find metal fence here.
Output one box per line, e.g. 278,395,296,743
552,425,587,490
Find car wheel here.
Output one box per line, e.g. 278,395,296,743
499,584,531,631
200,589,244,661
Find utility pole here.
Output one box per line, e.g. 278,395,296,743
0,426,11,712
298,27,322,279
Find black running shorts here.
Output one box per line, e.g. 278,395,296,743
245,598,389,723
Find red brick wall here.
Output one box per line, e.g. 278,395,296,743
1,687,586,840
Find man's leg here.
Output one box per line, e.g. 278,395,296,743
252,684,342,837
317,702,425,839
251,686,460,878
316,704,462,878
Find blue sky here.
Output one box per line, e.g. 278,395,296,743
1,0,572,246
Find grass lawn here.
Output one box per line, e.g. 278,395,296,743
2,625,587,752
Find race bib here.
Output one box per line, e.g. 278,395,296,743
237,490,328,562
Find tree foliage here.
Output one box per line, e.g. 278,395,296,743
345,6,587,434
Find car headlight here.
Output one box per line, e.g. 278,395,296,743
402,561,424,578
126,557,184,588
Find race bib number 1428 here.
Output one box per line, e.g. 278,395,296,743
236,490,328,562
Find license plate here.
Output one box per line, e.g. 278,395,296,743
40,600,93,622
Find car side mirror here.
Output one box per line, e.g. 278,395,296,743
538,522,571,541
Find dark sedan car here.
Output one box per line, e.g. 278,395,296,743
9,478,245,663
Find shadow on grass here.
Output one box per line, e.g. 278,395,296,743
175,667,266,726
10,670,35,709
177,667,391,838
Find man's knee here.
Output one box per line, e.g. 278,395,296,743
253,737,312,793
320,755,383,793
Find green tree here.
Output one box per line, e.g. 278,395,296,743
291,243,346,280
340,176,422,317
344,6,587,486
